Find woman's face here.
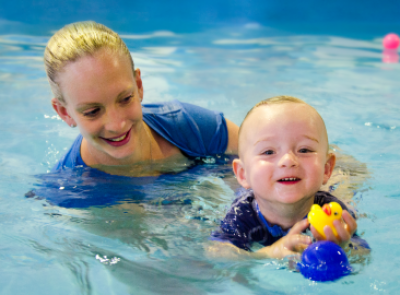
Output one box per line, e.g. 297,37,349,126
52,49,145,165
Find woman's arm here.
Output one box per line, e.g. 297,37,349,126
224,119,239,155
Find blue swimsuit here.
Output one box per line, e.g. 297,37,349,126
31,101,231,208
52,100,229,172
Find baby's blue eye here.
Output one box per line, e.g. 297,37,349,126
263,150,274,155
299,148,312,153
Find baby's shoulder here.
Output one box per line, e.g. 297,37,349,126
230,188,255,209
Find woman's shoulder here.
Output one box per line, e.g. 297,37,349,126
51,134,86,172
142,100,220,116
142,100,183,113
142,100,228,157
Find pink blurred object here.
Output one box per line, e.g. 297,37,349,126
383,33,400,50
383,49,399,63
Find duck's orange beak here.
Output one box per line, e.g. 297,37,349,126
322,204,331,216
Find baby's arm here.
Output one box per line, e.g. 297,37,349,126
207,219,312,260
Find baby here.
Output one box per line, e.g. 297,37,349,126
211,96,368,259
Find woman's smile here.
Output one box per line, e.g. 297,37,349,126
100,128,132,147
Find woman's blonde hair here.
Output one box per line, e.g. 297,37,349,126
44,21,134,103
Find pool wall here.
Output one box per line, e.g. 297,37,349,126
1,0,399,35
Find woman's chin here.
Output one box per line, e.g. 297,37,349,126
90,143,137,165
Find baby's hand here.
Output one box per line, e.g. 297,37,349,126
310,210,357,247
257,219,312,259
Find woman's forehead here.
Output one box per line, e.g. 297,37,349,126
57,51,135,104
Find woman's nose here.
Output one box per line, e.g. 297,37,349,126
278,152,298,167
104,107,126,132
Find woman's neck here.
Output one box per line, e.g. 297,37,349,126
81,121,188,176
81,122,152,166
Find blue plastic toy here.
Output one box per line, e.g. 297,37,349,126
298,241,352,282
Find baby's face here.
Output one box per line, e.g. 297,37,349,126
235,103,334,206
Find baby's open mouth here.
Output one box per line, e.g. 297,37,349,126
278,177,301,182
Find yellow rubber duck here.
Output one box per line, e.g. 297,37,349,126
308,202,343,239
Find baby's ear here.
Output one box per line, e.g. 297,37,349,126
232,159,250,188
322,153,336,185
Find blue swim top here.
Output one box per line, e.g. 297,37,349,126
51,100,229,172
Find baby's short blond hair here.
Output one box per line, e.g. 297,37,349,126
44,21,134,103
238,95,329,155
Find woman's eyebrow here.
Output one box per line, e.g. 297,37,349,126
75,87,134,111
76,103,101,111
116,87,134,99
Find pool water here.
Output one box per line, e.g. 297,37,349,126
1,19,400,294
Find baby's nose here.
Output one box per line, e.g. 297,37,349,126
279,152,298,167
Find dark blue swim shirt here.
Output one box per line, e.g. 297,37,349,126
211,188,370,251
30,101,232,208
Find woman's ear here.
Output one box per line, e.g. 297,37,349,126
51,98,76,127
232,158,250,189
322,153,336,185
134,68,144,101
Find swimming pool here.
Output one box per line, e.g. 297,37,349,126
1,3,400,294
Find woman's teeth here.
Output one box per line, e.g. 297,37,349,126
109,133,127,142
280,178,299,182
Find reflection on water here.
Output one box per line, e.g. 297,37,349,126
0,23,400,294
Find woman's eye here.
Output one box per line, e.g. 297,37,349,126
121,95,133,104
263,150,274,155
83,108,100,117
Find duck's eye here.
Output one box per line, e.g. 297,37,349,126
334,212,338,215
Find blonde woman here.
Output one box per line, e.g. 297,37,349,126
45,21,238,176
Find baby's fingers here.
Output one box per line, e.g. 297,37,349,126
310,225,325,241
323,225,340,244
342,210,357,236
283,234,312,252
287,218,309,235
333,220,351,244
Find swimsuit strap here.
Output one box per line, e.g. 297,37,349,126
255,202,289,237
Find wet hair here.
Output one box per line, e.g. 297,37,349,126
44,21,134,103
238,95,329,155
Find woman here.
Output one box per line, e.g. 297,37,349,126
45,21,238,176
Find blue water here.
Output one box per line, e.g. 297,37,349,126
1,2,400,294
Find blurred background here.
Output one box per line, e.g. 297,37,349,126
1,0,399,36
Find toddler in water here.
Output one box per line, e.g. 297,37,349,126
211,96,369,258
